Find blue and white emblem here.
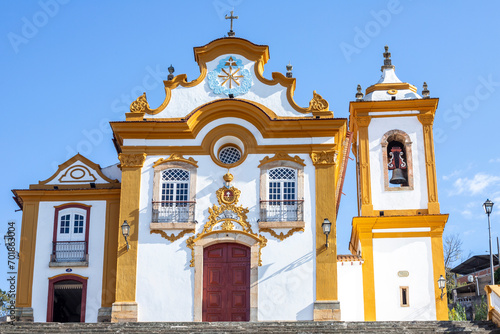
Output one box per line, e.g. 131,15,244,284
207,56,252,97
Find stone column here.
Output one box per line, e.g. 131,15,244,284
111,153,146,323
311,150,340,321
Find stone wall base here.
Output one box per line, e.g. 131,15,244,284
97,307,111,322
15,307,34,322
111,302,137,322
313,300,341,321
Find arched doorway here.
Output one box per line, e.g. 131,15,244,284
47,274,87,322
202,243,250,321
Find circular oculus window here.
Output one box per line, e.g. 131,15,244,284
218,146,242,165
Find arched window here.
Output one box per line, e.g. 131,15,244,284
381,130,414,191
258,155,305,223
152,159,197,224
52,204,90,264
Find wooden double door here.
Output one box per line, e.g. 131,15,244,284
203,243,250,322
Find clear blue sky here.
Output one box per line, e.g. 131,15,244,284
1,1,500,285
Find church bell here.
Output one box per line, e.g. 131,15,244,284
388,145,407,185
390,168,406,184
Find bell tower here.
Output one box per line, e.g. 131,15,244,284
349,46,448,321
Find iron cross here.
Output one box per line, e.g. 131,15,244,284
225,10,238,37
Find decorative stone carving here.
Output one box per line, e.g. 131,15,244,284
151,229,195,242
153,154,198,168
311,151,337,166
307,91,329,112
259,227,304,241
258,152,305,168
118,153,146,168
186,176,267,267
130,93,150,113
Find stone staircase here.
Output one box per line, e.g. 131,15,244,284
0,321,498,333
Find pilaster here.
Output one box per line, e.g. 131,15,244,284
111,153,146,323
418,114,440,214
311,150,340,321
356,116,374,216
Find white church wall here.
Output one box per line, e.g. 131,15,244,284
368,116,428,210
32,200,107,322
136,152,316,321
145,54,312,119
372,236,436,321
337,261,364,321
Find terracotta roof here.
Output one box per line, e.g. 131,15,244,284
337,254,363,262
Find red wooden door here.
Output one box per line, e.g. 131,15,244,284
203,243,250,322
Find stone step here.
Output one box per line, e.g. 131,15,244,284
0,321,498,334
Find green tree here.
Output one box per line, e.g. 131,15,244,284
0,289,10,317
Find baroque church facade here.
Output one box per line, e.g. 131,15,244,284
12,31,448,322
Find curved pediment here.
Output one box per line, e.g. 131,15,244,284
125,37,332,121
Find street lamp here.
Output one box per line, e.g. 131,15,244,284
121,220,130,251
483,199,495,285
437,275,446,300
322,218,332,249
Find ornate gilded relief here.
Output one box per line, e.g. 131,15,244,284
151,229,195,242
258,152,305,168
153,154,198,168
307,91,329,112
259,227,304,241
118,153,146,168
186,174,267,267
311,150,337,166
130,93,150,113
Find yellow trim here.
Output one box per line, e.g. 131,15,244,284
127,37,332,117
360,231,376,320
48,273,88,280
114,154,145,304
365,83,417,95
102,198,120,308
32,153,119,189
13,189,122,204
372,232,431,239
431,226,447,320
418,113,440,213
314,161,338,302
115,99,345,144
153,154,198,168
54,202,92,209
356,116,374,216
16,201,39,308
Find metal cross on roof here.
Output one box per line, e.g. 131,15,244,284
225,10,238,37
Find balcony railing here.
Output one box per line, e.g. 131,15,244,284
51,241,87,263
152,201,196,223
260,199,304,222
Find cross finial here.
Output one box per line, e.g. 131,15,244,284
225,10,238,37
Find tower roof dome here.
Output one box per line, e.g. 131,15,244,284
363,46,421,101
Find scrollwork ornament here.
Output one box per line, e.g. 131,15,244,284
130,93,150,113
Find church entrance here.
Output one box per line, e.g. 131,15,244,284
47,275,87,322
202,243,250,322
